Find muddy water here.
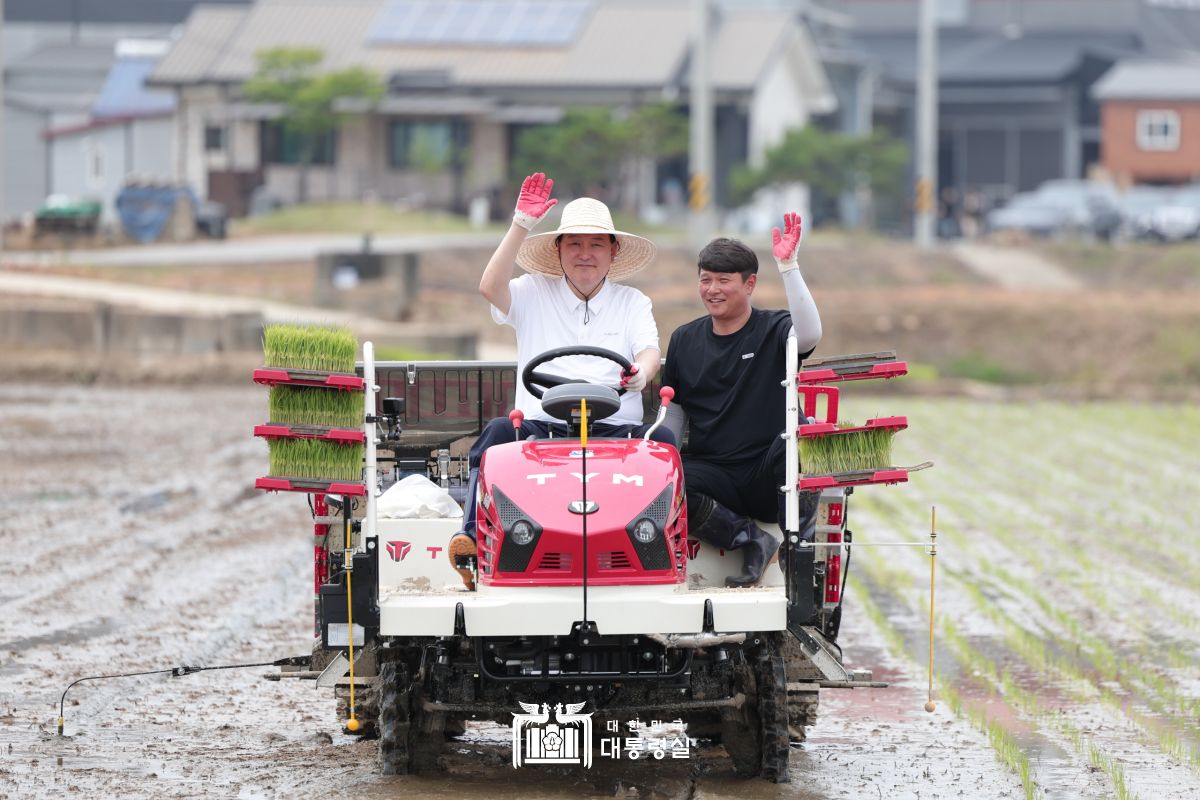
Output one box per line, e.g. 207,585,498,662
0,386,1020,798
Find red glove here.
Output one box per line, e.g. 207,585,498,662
772,211,803,274
513,172,558,231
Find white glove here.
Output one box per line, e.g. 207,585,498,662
620,365,647,393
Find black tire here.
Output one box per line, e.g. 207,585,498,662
377,658,446,775
377,660,411,775
720,638,791,782
757,647,791,783
720,663,762,778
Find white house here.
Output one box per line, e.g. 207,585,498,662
149,0,837,215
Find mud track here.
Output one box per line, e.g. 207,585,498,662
0,386,1019,799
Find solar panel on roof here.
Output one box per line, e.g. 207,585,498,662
368,0,592,47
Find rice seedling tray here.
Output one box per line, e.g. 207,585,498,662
799,468,910,490
797,351,907,385
253,368,365,391
254,424,366,444
798,461,932,490
799,416,908,438
255,476,366,496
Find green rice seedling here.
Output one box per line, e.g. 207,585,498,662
263,323,358,373
268,385,362,429
267,438,363,481
799,423,897,476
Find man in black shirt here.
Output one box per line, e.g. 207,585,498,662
661,213,822,586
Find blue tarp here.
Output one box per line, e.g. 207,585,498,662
116,185,197,243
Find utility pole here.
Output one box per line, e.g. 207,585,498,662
914,0,938,249
688,0,715,251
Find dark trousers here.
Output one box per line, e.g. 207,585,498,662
460,416,677,538
684,434,818,548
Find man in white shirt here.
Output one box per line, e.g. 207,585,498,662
449,172,672,588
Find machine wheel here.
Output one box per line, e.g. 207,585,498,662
720,638,791,782
720,662,762,778
757,646,791,783
787,683,820,742
377,658,446,775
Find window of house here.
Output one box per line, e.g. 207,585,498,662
1136,110,1180,152
259,122,337,165
388,119,465,170
204,125,226,152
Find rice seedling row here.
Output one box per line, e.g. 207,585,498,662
838,398,1200,797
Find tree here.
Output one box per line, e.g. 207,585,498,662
731,126,909,227
511,103,688,209
242,47,385,203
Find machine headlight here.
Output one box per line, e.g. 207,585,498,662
632,518,659,544
510,519,536,546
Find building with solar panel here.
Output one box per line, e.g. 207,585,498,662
147,0,839,218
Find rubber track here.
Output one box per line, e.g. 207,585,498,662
758,651,791,783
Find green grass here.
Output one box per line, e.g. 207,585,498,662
373,345,458,362
263,323,358,373
940,353,1037,384
233,202,502,237
267,438,363,481
268,385,362,428
799,424,897,475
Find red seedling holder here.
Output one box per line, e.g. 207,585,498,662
799,468,909,491
799,416,908,438
797,361,907,386
253,368,365,391
255,476,366,496
253,424,365,444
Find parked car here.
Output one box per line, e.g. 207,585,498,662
986,179,1119,239
1145,186,1200,242
1111,186,1175,241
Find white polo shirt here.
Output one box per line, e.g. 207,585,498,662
492,273,660,425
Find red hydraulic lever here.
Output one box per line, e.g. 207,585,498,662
509,408,524,434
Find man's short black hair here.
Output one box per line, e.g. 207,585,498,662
698,237,758,280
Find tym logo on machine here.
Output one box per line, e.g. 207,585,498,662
385,540,411,562
510,702,694,768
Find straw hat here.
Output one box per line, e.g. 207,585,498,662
515,198,656,282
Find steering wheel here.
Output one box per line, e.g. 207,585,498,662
521,345,633,399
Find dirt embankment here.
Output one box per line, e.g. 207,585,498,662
5,237,1200,396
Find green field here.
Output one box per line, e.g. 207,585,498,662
839,397,1200,799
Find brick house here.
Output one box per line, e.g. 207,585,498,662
1092,60,1200,185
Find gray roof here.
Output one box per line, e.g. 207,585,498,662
855,31,1139,85
150,6,253,85
1092,58,1200,101
7,42,115,74
152,0,827,98
4,0,248,24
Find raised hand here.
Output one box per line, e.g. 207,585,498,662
772,211,803,273
513,172,558,230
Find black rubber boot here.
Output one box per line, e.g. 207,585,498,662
687,493,779,588
724,524,780,588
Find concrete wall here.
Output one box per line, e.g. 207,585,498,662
749,48,811,167
0,297,264,355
